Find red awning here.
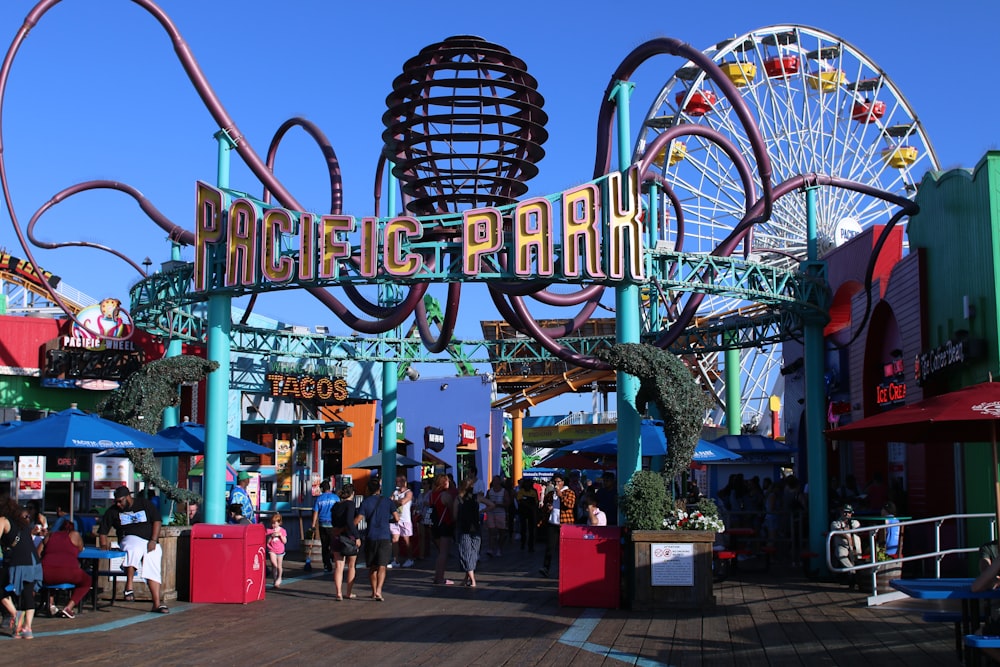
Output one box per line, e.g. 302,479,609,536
826,380,1000,443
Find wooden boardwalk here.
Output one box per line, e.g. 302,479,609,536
3,544,958,665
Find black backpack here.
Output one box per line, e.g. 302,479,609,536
457,495,480,533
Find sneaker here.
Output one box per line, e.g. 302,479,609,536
401,559,414,568
388,560,400,569
59,607,76,619
49,605,58,616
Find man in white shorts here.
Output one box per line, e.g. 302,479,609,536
389,475,414,568
98,486,168,613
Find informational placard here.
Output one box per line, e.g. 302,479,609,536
275,440,292,492
651,542,695,586
247,471,261,512
92,456,132,499
17,456,44,500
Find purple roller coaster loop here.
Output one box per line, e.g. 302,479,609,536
0,0,423,338
0,0,921,372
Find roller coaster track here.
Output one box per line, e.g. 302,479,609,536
0,251,95,315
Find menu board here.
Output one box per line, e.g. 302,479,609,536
275,439,292,492
650,542,695,586
17,456,44,500
92,457,132,499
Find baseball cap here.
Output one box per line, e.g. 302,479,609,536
237,471,251,482
842,504,854,513
113,485,131,499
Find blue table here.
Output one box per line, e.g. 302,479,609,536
890,578,1000,663
78,546,125,611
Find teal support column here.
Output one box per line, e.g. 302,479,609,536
610,80,642,510
381,361,398,499
205,294,231,524
159,242,184,512
379,168,399,497
205,130,234,525
725,346,742,435
803,186,830,567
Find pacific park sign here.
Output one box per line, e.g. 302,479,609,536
193,169,645,294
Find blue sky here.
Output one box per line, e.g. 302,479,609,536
1,0,998,415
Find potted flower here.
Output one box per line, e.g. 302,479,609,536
622,471,720,610
664,500,726,533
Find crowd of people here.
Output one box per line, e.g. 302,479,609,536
294,468,619,597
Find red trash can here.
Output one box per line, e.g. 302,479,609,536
558,525,621,608
190,524,266,603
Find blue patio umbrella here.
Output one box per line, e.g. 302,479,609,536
157,422,272,455
559,419,741,463
710,434,791,453
558,419,669,456
0,408,195,454
348,452,424,469
0,408,196,519
692,440,743,462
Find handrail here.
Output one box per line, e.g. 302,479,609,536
826,512,995,595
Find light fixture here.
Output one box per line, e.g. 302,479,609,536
405,367,420,381
142,257,152,275
439,383,448,391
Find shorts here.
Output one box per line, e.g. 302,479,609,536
485,511,506,530
120,534,162,584
364,539,393,568
389,519,413,538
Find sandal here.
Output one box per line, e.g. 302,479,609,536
334,595,343,601
347,594,357,600
153,605,170,614
59,607,76,619
123,589,135,602
373,594,384,602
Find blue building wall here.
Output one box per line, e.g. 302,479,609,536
397,375,497,483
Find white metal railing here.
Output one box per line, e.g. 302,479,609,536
827,512,995,603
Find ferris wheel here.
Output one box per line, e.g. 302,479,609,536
633,25,939,429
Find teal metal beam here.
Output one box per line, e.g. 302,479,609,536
803,186,830,572
610,79,641,509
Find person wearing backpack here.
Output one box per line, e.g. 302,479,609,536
454,478,494,587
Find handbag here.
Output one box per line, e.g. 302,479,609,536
337,534,359,557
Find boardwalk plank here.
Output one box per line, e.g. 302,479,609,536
0,540,974,666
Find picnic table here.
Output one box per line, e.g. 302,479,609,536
78,545,126,611
890,578,1000,664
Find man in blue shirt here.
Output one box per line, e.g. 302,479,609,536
356,477,398,601
228,471,256,524
312,480,340,572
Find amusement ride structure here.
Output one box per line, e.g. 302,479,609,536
0,2,936,555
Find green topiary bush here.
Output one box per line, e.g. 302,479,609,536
621,470,669,530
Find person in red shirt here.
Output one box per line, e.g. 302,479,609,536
40,521,91,618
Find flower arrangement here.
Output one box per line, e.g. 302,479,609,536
663,507,726,533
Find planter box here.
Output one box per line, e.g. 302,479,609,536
630,530,716,610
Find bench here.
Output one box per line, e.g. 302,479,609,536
965,634,1000,666
713,549,736,582
41,582,77,616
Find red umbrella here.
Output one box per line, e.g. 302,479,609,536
827,379,1000,529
